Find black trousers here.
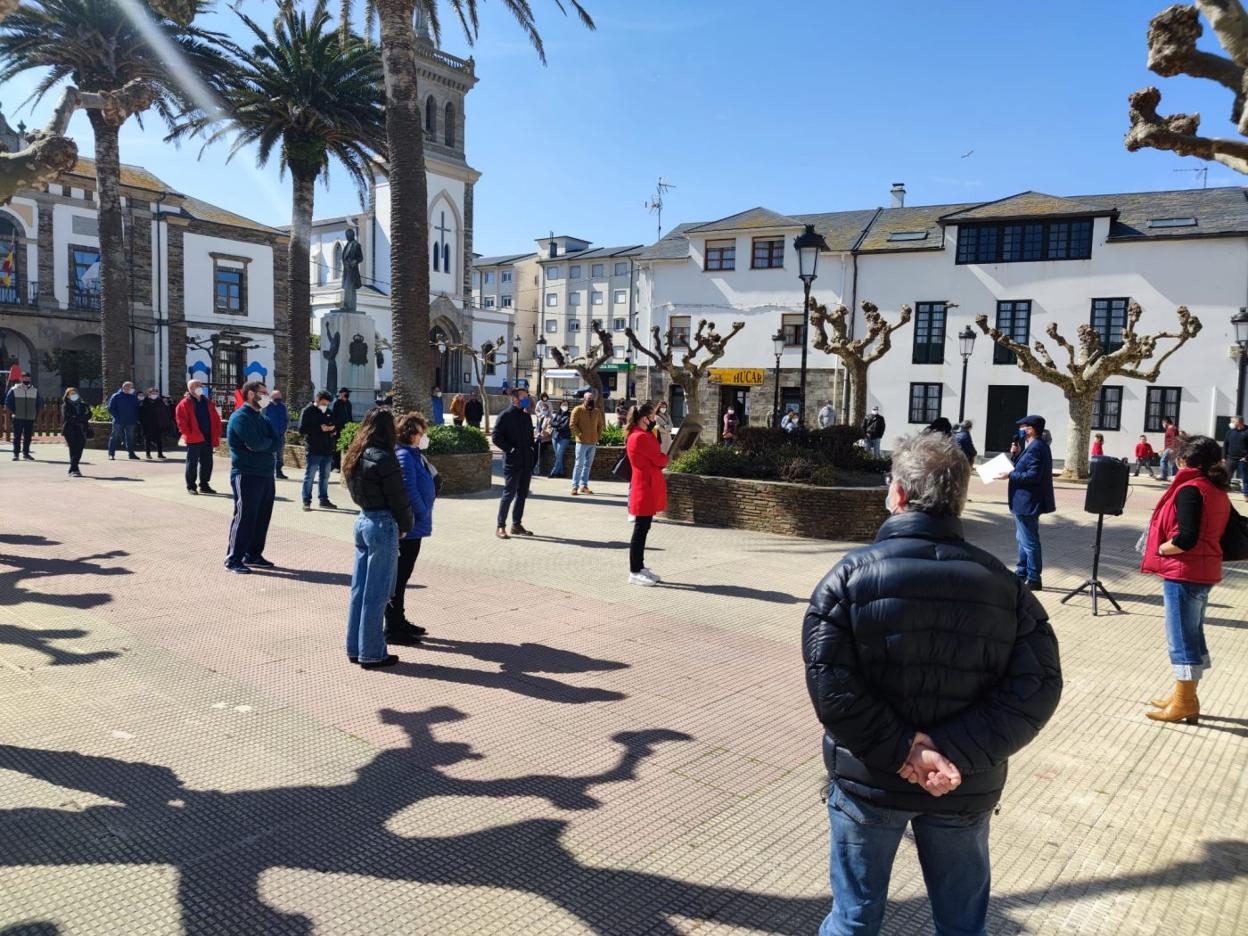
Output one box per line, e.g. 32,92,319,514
226,473,275,565
185,442,214,489
497,464,531,528
65,433,85,473
143,427,165,457
388,538,423,619
11,419,32,456
630,515,653,573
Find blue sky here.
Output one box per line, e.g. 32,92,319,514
2,0,1243,256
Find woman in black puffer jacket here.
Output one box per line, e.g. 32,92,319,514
342,408,413,670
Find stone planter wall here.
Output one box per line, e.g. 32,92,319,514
84,422,183,451
663,472,886,542
427,451,492,494
538,444,626,481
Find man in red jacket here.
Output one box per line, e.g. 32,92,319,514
175,379,223,495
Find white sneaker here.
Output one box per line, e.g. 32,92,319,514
628,572,656,587
639,567,661,583
628,513,636,523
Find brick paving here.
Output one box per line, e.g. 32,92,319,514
0,445,1246,934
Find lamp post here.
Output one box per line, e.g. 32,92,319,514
793,223,829,427
771,329,785,428
957,325,977,423
535,335,547,395
1234,308,1248,415
512,335,521,388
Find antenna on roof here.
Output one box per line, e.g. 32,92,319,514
645,177,676,241
1173,166,1208,188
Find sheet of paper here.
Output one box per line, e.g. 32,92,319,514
976,452,1015,485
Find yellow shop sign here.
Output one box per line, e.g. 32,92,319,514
707,368,765,386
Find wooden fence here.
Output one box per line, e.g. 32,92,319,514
1,401,66,441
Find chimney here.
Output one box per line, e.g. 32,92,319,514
890,182,906,208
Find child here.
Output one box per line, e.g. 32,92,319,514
1134,434,1157,478
1091,433,1105,458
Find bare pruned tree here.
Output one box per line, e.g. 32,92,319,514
808,298,912,429
438,335,503,429
549,320,613,399
976,302,1201,479
625,318,744,424
1126,1,1248,173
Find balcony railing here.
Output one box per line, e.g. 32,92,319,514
69,288,101,311
0,281,38,306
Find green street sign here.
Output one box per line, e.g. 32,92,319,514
598,362,637,372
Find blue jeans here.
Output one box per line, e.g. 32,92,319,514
866,438,882,458
1013,513,1042,582
1229,458,1247,496
1160,450,1175,481
346,510,399,664
302,453,331,504
273,441,285,474
108,422,136,457
549,437,571,477
572,442,597,489
1162,579,1212,680
822,784,991,936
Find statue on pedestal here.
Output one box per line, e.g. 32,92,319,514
340,228,363,313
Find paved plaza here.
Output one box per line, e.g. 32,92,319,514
1,444,1246,935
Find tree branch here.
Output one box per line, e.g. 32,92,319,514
860,303,912,365
1126,86,1248,172
975,314,1074,392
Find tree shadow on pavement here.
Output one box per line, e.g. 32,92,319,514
657,582,805,604
0,535,61,547
0,549,132,615
387,636,628,704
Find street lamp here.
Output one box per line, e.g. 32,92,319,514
771,329,785,428
535,334,547,394
1234,308,1248,415
793,223,829,427
512,335,521,387
957,325,977,423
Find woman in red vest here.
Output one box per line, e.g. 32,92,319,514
625,402,668,586
1141,435,1232,724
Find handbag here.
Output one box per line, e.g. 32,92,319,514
422,454,443,496
1222,505,1248,562
612,454,632,482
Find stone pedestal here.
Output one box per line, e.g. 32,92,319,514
320,311,375,421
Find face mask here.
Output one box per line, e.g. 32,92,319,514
256,395,269,408
417,435,430,451
585,400,595,409
21,379,30,386
560,405,568,412
69,393,79,402
147,393,157,400
432,391,441,398
125,388,134,394
193,387,205,397
318,403,329,412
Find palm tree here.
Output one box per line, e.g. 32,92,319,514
345,0,594,411
170,0,387,407
0,0,227,394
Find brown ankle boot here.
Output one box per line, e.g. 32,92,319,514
1146,680,1199,724
1149,689,1173,709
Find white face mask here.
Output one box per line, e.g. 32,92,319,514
193,387,205,397
256,394,268,408
318,403,329,412
417,435,430,451
69,393,80,402
124,387,134,395
560,405,568,412
147,393,158,400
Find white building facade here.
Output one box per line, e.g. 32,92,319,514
635,187,1248,462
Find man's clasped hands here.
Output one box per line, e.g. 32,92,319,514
898,732,962,797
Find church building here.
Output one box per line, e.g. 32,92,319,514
301,17,514,397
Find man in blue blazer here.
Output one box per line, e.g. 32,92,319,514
997,414,1056,590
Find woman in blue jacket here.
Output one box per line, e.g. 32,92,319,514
387,411,437,642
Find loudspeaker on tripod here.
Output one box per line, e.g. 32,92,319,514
1084,456,1129,516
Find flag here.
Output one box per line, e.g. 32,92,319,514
0,242,13,289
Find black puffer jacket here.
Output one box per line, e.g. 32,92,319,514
345,446,414,535
803,510,1062,813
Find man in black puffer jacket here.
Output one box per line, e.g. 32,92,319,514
803,432,1061,936
492,386,535,538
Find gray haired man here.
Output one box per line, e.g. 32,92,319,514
803,433,1062,934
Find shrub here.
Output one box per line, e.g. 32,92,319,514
670,424,886,489
90,403,110,422
427,424,488,455
600,423,626,446
285,429,303,446
337,421,359,453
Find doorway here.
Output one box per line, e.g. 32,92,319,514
985,385,1029,453
718,385,749,439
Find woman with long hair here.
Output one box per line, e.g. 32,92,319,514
61,386,91,477
625,402,668,586
386,412,437,644
653,400,674,455
342,408,414,669
449,393,466,427
1141,435,1232,723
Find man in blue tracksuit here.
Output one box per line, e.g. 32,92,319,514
107,381,141,460
225,379,280,573
997,414,1056,591
262,388,290,480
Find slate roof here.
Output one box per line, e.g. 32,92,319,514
65,158,177,194
939,191,1114,222
639,186,1248,260
472,252,535,268
180,196,282,235
536,244,644,264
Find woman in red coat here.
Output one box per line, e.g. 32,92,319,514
1140,435,1232,724
626,402,668,586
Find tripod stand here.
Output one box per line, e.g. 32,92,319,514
1060,513,1122,615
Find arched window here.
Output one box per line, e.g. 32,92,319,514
432,240,440,272
444,101,455,147
431,210,453,277
315,249,328,286
425,96,437,136
331,242,343,280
